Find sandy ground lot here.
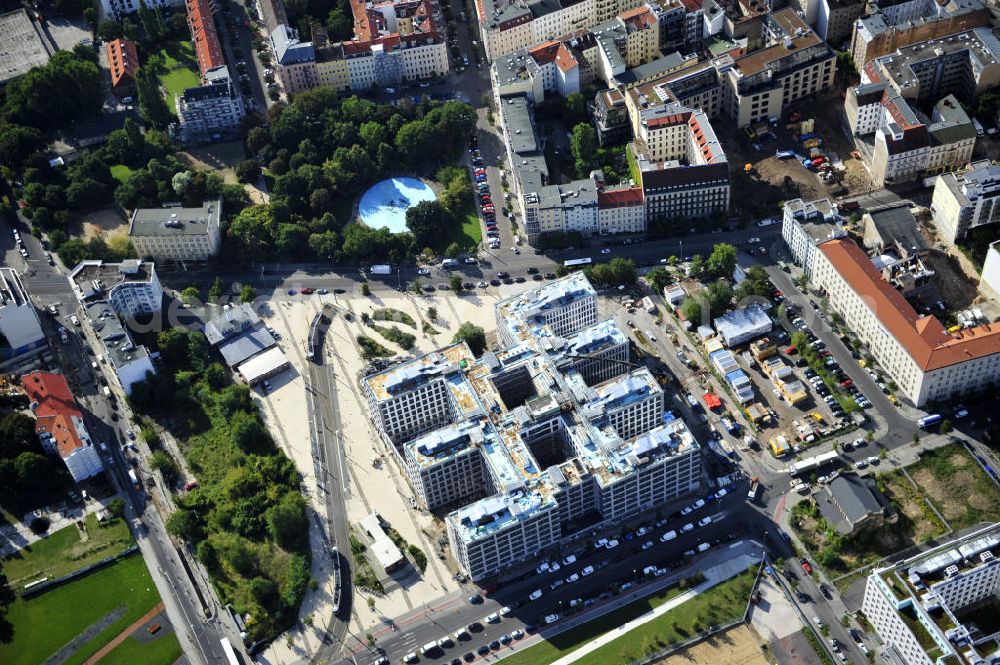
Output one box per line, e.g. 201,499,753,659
254,283,537,663
177,140,246,184
69,207,129,242
749,576,803,642
658,624,772,665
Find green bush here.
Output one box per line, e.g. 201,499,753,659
373,325,416,350
358,335,393,359
408,545,428,573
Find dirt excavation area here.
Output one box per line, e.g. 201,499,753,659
657,624,771,665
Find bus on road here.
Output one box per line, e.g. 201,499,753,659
563,257,592,267
917,414,942,429
221,637,240,665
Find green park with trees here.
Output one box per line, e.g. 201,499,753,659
126,328,310,642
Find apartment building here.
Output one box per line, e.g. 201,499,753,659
723,9,835,127
850,0,990,70
845,27,999,187
812,239,1000,406
477,0,645,61
177,0,245,140
85,301,156,395
128,199,223,261
68,260,163,318
22,372,103,483
630,100,730,222
175,68,246,139
101,0,181,19
492,40,581,104
106,38,139,97
597,184,646,234
496,272,598,344
272,25,319,94
0,268,46,366
263,0,448,95
862,524,1000,665
781,197,846,277
818,0,866,43
931,161,1000,244
364,274,703,580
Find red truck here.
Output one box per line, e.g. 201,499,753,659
800,557,813,575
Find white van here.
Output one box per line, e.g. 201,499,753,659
697,542,711,552
660,529,677,542
420,641,437,655
402,653,418,663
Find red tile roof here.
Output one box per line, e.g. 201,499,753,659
554,44,576,73
620,6,656,29
106,38,138,90
20,371,87,460
819,239,1000,371
187,0,225,78
598,185,644,207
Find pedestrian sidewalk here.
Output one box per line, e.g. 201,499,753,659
542,548,764,665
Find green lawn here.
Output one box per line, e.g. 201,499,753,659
0,554,164,665
97,631,183,665
110,164,134,185
905,443,1000,531
500,570,754,665
156,41,201,101
575,570,756,665
1,512,133,589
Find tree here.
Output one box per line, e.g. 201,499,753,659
450,273,463,295
239,284,257,303
0,413,38,458
405,200,450,249
136,60,173,128
688,255,705,279
427,306,437,320
150,450,180,484
395,120,440,165
15,452,51,489
228,205,276,260
231,412,273,454
209,277,225,301
836,51,858,79
166,508,202,542
564,92,587,124
976,91,1000,121
235,159,261,184
179,286,201,306
246,126,271,156
266,493,309,552
570,123,597,175
250,576,280,611
680,297,704,325
309,230,340,259
108,497,126,519
97,19,123,42
361,281,371,296
453,323,486,356
0,124,45,167
645,266,672,293
158,327,191,363
445,242,462,258
707,243,737,279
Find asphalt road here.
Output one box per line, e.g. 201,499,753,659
155,226,786,299
336,487,763,665
1,214,242,665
